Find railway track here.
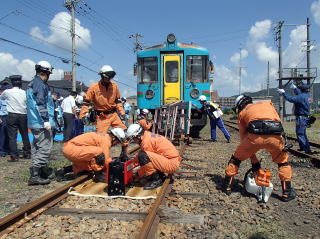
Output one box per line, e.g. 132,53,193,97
224,119,320,166
0,139,210,238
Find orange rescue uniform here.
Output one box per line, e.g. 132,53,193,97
136,131,182,177
63,132,112,174
83,81,126,133
225,101,292,182
138,118,153,131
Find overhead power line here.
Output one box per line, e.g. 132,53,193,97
0,37,136,89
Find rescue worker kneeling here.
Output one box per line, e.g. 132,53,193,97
58,127,126,182
221,95,296,202
126,124,182,190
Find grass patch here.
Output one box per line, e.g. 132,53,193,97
238,221,290,239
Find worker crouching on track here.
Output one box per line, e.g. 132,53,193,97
58,128,126,182
137,109,153,131
221,95,296,202
126,124,182,190
81,65,126,133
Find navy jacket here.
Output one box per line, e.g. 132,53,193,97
283,90,310,116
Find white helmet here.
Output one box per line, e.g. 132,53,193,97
76,95,83,104
235,95,244,107
198,95,207,102
35,61,53,74
141,109,149,115
136,109,140,115
126,124,143,140
233,95,252,113
99,65,114,74
110,127,126,143
121,96,127,102
99,65,116,79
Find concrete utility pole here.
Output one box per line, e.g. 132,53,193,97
238,45,242,95
267,61,270,97
307,18,311,84
129,33,143,53
64,0,80,91
274,21,284,120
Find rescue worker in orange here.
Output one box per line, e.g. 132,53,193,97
126,124,182,190
137,109,153,131
57,128,126,182
81,65,126,133
221,95,296,202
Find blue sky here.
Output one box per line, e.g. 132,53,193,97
1,0,319,97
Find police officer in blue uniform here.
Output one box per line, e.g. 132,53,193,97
27,61,56,185
278,83,314,154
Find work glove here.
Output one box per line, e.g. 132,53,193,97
120,114,126,121
95,153,105,166
290,82,297,89
277,89,285,94
44,121,51,130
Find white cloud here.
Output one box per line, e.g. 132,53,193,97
0,53,63,81
230,49,248,64
311,0,320,25
30,12,91,51
249,20,272,40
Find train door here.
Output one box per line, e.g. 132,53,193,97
162,54,182,104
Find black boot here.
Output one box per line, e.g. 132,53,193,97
28,167,51,185
55,165,73,182
40,166,55,180
144,172,163,190
281,181,296,202
93,169,106,183
221,175,234,195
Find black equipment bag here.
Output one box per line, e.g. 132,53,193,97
247,120,283,135
307,115,316,128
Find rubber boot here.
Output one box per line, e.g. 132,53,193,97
144,172,163,190
55,165,73,182
281,181,296,202
93,169,106,183
221,175,234,195
40,166,55,180
28,167,51,186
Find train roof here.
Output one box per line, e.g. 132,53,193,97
143,42,206,51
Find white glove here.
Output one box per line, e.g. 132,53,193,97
132,166,140,174
290,83,297,89
277,89,285,94
44,121,51,130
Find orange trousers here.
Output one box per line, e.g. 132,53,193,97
96,112,126,133
225,133,292,181
63,142,109,174
138,151,181,177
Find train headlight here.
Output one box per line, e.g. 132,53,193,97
167,33,176,44
145,89,155,99
190,88,200,99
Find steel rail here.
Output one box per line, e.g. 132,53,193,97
0,175,89,236
0,146,141,236
137,142,187,239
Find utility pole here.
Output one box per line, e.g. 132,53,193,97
64,0,80,91
274,21,284,120
307,18,311,84
129,33,143,53
267,61,270,97
239,45,242,95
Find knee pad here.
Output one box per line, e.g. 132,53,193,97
138,151,150,166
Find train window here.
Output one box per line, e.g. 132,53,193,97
165,61,178,83
137,57,158,84
186,55,209,83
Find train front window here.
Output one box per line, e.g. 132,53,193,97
186,55,209,83
137,57,158,84
165,61,178,83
